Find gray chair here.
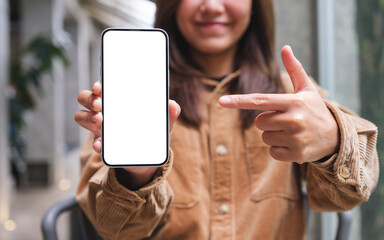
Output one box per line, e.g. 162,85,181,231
41,197,102,240
336,211,353,240
41,195,353,240
302,188,353,240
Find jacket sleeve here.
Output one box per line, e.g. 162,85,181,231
303,100,379,212
76,134,174,240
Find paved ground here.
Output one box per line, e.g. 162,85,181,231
1,148,80,240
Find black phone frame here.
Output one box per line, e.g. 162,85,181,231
101,28,170,167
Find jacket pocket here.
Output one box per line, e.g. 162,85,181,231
244,127,301,202
168,122,202,208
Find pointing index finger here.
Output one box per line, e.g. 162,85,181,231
219,93,292,112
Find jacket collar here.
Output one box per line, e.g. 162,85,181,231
202,70,242,93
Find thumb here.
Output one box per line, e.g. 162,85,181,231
281,45,316,93
169,100,181,132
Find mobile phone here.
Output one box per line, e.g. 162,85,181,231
101,28,169,166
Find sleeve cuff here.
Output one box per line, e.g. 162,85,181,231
100,149,174,207
310,153,337,169
309,101,359,185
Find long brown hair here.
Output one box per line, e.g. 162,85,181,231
155,0,281,129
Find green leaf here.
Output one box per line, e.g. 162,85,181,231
8,33,70,136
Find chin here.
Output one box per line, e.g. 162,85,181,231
195,43,232,55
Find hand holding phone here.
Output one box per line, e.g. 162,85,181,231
75,81,180,188
75,82,180,154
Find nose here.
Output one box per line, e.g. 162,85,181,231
199,0,225,15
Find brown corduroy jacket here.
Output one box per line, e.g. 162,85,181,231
76,71,379,240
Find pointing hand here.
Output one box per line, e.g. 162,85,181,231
219,46,340,164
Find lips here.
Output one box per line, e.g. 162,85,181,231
196,21,229,31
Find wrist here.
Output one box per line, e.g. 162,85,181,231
115,167,159,191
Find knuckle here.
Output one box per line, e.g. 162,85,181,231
234,96,241,105
269,147,286,161
291,133,305,146
254,119,263,130
89,96,95,107
251,94,267,105
93,127,101,134
88,112,94,123
74,112,82,123
269,147,280,159
255,112,272,129
288,113,306,131
292,95,306,107
261,131,272,145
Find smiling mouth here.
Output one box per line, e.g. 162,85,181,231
196,22,229,30
198,21,228,26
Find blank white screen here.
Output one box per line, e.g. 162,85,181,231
102,29,168,166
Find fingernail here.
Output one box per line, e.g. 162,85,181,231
91,112,100,123
219,96,231,104
93,98,101,110
92,82,101,93
176,104,181,115
170,100,181,115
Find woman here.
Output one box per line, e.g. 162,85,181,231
75,0,379,239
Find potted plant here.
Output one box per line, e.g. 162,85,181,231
7,34,69,187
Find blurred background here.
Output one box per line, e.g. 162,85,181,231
0,0,383,239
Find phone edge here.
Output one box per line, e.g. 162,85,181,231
101,28,170,167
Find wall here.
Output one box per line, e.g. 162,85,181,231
274,0,318,78
21,0,56,182
274,0,360,239
0,0,10,236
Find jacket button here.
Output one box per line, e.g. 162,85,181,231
218,204,229,214
340,166,351,179
216,144,227,155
